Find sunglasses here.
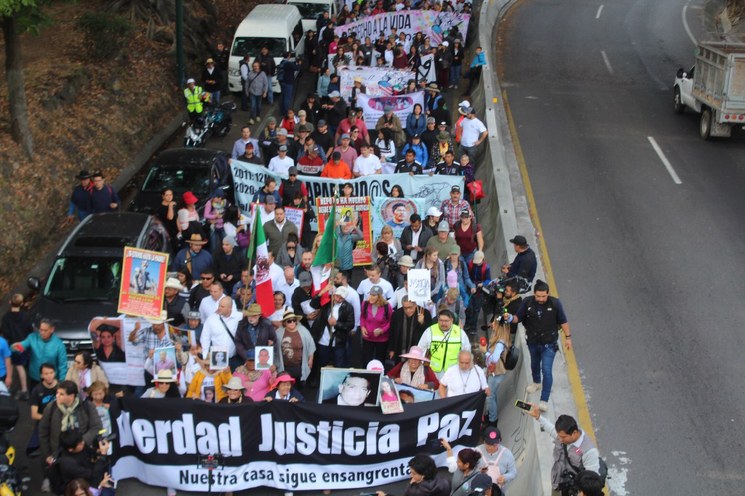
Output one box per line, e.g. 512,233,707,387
201,276,214,280
287,245,296,249
284,319,297,323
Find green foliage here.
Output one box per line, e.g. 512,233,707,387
75,11,131,60
0,0,39,18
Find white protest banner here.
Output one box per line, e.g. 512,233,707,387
407,269,431,304
339,66,415,100
417,53,437,84
357,91,424,130
232,161,462,215
334,11,471,45
284,206,305,239
90,316,148,386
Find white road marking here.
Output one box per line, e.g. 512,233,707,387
596,4,604,19
601,50,614,75
647,136,683,184
682,1,697,45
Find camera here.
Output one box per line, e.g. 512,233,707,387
97,430,117,443
557,470,579,496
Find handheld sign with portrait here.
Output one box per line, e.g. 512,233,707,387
407,269,431,304
210,347,229,371
118,247,169,319
255,346,274,370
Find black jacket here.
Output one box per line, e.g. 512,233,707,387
235,317,278,362
387,307,432,359
313,300,355,347
400,225,433,263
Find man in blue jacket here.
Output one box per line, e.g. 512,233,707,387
11,318,68,390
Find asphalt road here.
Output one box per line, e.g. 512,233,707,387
500,0,745,494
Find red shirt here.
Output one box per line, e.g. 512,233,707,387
453,220,481,255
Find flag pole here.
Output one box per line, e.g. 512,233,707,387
331,184,338,267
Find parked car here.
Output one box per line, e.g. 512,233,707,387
27,213,170,355
128,148,232,214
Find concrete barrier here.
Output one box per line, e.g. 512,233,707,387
470,0,572,493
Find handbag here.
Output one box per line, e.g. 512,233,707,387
501,343,519,370
467,179,486,201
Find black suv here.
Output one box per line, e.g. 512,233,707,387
27,213,170,355
128,148,232,214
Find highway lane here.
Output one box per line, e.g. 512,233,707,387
500,0,745,493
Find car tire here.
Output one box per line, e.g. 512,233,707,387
700,108,712,140
673,87,684,114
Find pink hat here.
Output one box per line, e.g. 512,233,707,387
271,372,296,390
447,270,458,288
399,345,430,363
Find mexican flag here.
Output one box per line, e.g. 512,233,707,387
311,204,337,306
248,205,274,317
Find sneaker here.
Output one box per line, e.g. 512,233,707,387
41,478,51,493
526,383,542,393
248,118,255,125
539,401,549,412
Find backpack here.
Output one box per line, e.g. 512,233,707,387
564,444,609,486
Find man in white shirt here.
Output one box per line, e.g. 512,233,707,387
268,145,295,175
275,267,299,304
230,126,261,161
459,107,488,161
199,282,236,322
439,350,488,398
356,265,395,306
250,196,276,226
353,143,382,177
200,296,242,359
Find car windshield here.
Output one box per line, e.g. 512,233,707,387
44,257,122,302
292,2,330,19
232,37,286,58
141,164,210,196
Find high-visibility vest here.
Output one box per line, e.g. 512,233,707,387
184,86,204,113
428,323,463,373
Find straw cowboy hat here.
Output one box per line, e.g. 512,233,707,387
146,310,173,325
152,369,176,383
222,377,246,391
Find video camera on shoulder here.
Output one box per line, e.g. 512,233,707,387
97,429,117,444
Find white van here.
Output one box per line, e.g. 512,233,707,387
287,0,338,33
228,4,306,94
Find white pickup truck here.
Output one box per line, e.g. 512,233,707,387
674,41,745,139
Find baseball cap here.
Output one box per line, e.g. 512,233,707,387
288,166,299,176
398,255,415,268
509,235,528,245
437,221,450,232
299,272,312,286
369,285,383,296
279,145,288,152
451,185,461,193
277,128,289,136
426,206,442,217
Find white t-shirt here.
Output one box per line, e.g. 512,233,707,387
356,278,395,305
268,155,295,175
440,365,487,397
460,117,487,147
354,154,382,176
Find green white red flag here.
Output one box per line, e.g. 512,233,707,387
248,205,273,317
311,204,336,306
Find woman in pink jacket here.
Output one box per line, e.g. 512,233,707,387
360,285,393,364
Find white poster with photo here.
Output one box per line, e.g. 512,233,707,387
327,52,354,75
93,316,148,386
357,91,424,131
339,66,415,100
407,269,431,304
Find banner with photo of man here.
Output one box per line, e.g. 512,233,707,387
316,196,373,266
371,197,425,239
333,11,471,45
339,66,415,100
230,161,464,225
118,247,169,319
111,392,485,492
357,92,424,131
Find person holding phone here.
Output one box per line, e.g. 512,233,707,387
56,428,115,495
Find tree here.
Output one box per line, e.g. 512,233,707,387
0,0,46,159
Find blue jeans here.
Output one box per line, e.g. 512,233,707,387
528,342,557,402
450,64,462,86
486,373,505,422
211,90,221,105
318,344,345,368
250,93,262,119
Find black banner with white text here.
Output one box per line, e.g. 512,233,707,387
111,393,484,491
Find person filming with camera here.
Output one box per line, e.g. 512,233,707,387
56,428,115,495
527,404,602,496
